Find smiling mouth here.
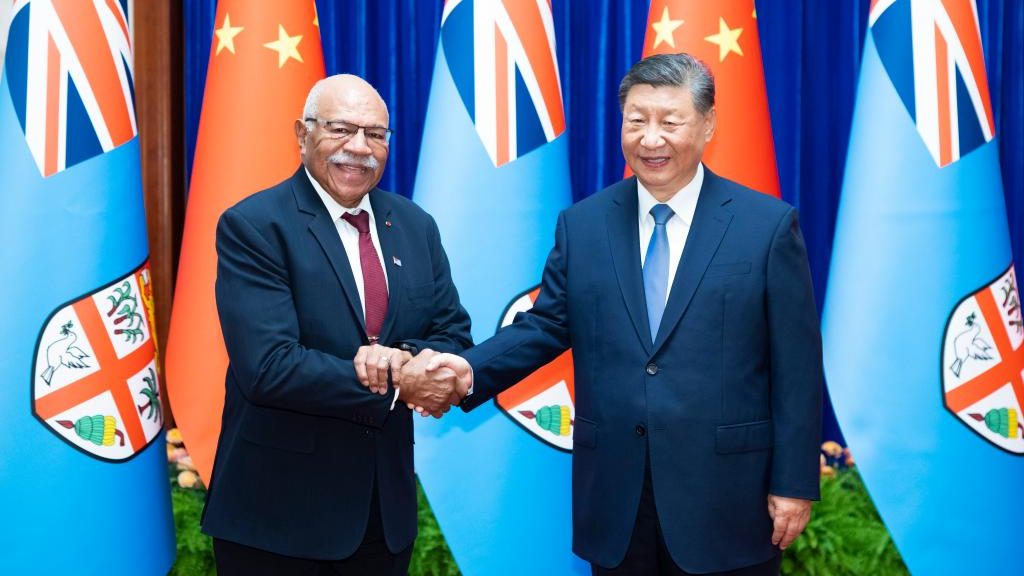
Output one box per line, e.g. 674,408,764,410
332,163,369,175
640,157,669,168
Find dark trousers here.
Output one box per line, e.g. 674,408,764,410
592,457,780,576
214,483,412,576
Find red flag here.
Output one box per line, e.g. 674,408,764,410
634,0,780,196
165,0,325,483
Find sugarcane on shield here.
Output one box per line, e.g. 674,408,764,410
941,264,1024,454
31,261,162,462
494,286,576,451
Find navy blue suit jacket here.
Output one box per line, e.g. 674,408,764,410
461,169,823,572
201,168,472,560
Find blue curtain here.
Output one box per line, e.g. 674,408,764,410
182,0,1024,442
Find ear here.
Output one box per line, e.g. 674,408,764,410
703,107,717,143
294,119,308,154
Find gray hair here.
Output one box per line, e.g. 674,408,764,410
303,80,324,125
617,53,715,114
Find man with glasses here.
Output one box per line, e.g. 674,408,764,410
202,74,472,575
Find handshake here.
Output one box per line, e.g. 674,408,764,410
353,345,473,417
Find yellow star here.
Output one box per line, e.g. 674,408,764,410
214,13,244,56
651,6,685,50
704,17,744,61
314,5,319,27
753,8,757,19
263,24,304,68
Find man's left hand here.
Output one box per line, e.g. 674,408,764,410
767,495,812,550
353,344,413,395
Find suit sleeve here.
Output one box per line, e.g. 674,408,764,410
460,210,572,411
389,215,472,355
766,207,824,500
215,207,395,427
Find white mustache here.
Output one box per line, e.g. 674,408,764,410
328,151,379,171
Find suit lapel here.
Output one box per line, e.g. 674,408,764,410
607,178,653,353
292,169,366,334
369,190,402,344
652,169,733,355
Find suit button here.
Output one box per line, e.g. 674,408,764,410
635,424,646,437
646,363,658,376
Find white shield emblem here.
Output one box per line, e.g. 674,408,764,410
32,262,162,461
494,286,576,452
942,265,1024,454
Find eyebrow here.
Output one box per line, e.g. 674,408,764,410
328,118,389,130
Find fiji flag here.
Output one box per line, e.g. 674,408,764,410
413,0,585,573
823,0,1024,573
0,1,175,574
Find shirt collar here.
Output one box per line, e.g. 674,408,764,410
306,168,374,222
637,162,704,227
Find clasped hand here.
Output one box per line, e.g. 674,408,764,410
353,346,472,418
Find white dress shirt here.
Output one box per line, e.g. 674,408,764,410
637,163,704,304
307,170,401,410
307,169,389,310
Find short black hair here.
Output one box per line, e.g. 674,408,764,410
618,53,715,114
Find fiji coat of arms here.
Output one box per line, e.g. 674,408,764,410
32,262,162,462
942,265,1024,454
493,286,576,451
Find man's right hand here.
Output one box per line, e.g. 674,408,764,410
397,350,458,417
395,351,474,417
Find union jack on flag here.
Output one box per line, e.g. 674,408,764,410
869,0,995,168
441,0,565,167
4,0,136,178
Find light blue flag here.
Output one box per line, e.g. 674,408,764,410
823,1,1023,574
413,0,587,574
0,1,175,574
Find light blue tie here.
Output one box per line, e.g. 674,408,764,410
643,204,674,341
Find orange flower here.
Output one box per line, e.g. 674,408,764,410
821,440,843,457
177,470,199,489
166,428,184,446
820,465,836,479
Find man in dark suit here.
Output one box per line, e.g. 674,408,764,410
427,53,823,575
202,74,472,575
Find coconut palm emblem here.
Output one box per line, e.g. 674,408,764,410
942,265,1024,454
32,262,164,461
493,286,576,451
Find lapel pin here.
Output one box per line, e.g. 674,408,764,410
393,256,402,267
385,220,392,228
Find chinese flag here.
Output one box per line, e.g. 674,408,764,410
165,0,325,483
634,0,779,197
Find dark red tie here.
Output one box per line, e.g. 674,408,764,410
341,211,388,340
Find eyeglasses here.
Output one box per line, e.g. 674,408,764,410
305,118,393,145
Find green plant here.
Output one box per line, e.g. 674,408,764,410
410,481,462,576
781,468,909,576
167,471,460,575
168,447,906,576
169,481,216,576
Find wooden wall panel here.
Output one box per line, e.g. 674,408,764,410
134,1,183,425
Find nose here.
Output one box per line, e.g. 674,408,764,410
640,124,665,149
343,129,373,156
